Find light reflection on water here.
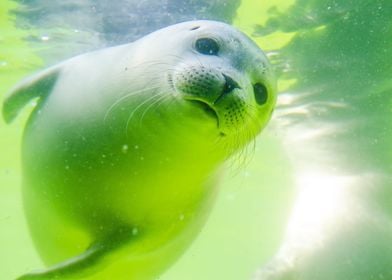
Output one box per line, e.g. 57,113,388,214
252,0,392,277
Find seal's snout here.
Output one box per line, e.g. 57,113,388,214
173,66,225,104
173,65,250,133
222,74,241,94
214,74,241,104
173,66,243,106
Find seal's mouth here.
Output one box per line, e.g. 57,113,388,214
188,99,220,125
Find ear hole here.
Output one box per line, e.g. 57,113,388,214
253,83,268,105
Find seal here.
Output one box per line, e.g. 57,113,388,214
3,20,276,279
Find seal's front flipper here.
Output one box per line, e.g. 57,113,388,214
17,227,134,280
16,245,103,280
2,65,61,124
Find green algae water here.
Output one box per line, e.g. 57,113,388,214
1,1,391,279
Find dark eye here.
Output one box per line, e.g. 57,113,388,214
195,38,219,55
253,83,268,105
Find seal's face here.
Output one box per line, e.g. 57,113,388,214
164,21,276,143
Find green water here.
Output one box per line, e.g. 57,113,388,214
1,0,391,279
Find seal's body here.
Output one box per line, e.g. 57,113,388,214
3,21,276,279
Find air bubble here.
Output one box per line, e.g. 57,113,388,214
132,227,139,235
122,144,129,153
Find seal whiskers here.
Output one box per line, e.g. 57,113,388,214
138,93,172,125
125,91,165,134
103,85,162,122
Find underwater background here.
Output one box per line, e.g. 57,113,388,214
1,0,391,279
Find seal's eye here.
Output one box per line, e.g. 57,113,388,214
195,38,219,55
253,83,268,105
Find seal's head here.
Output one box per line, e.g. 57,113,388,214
157,21,276,143
100,20,276,157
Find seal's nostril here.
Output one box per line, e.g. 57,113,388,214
214,74,241,104
222,74,241,94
